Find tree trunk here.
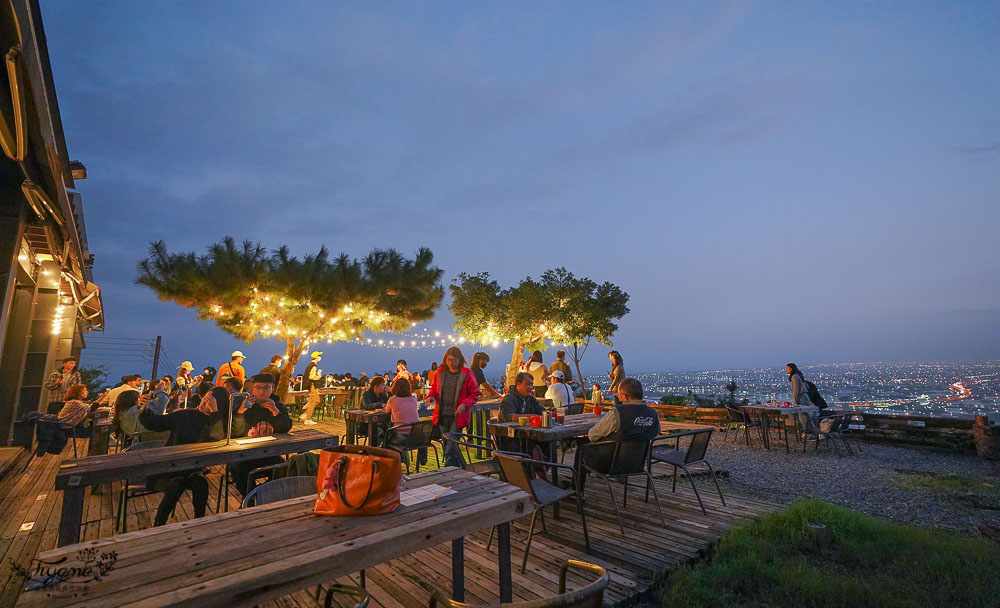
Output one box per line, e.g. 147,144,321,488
506,339,524,389
274,337,302,400
571,344,585,394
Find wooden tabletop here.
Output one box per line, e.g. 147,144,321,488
489,414,712,443
55,429,336,490
343,409,390,421
18,468,530,608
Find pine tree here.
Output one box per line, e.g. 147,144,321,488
449,268,629,387
136,237,443,397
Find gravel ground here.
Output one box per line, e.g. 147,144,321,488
695,428,1000,536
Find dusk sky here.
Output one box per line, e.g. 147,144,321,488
41,1,1000,382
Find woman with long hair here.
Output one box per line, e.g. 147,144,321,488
470,351,502,399
524,350,549,397
607,350,625,400
786,363,812,405
426,346,480,467
57,384,92,427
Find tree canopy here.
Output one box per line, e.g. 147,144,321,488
136,237,444,395
449,268,629,386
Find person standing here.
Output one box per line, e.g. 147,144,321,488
471,352,502,399
786,363,813,406
607,350,625,402
216,351,246,387
259,355,283,381
426,362,439,389
45,357,81,404
426,346,479,468
524,350,549,397
299,351,322,425
549,350,573,385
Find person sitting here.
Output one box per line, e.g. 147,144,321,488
138,392,218,525
544,370,575,408
382,378,425,465
118,381,171,441
498,372,546,423
361,376,390,410
576,377,659,492
57,384,93,428
230,374,293,496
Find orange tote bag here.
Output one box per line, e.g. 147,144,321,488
314,445,401,516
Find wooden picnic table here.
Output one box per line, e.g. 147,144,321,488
740,403,819,451
54,428,336,547
18,468,530,608
343,409,390,445
488,414,712,515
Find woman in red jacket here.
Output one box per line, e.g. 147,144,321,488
426,346,479,467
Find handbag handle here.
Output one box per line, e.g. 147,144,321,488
329,455,379,510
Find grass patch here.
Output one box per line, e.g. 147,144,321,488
889,471,997,494
657,498,1000,608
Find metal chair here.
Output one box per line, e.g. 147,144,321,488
116,439,168,532
240,475,316,508
646,429,725,515
490,451,590,573
383,420,441,473
795,413,850,456
724,407,761,445
428,559,608,607
444,431,500,477
578,439,665,535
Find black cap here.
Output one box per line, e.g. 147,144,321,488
251,373,276,385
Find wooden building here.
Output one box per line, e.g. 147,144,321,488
0,0,103,445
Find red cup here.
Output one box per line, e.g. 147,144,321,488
593,405,603,416
530,415,542,428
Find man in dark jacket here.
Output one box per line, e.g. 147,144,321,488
361,376,389,410
230,373,293,496
498,373,545,422
496,373,546,452
138,396,217,525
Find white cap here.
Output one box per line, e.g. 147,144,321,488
231,350,245,358
177,361,194,371
549,370,565,379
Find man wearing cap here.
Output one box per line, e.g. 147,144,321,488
230,373,293,496
299,351,323,425
216,351,246,387
544,370,575,408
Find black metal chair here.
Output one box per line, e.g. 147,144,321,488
646,429,725,515
240,475,315,508
578,439,665,535
489,451,590,573
795,413,850,456
383,419,441,473
428,559,608,607
444,431,500,477
116,439,168,532
725,406,761,445
564,402,584,415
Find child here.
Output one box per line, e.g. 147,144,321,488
591,383,604,405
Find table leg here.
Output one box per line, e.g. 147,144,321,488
497,522,512,603
368,421,377,447
760,414,771,450
782,415,791,453
346,420,356,445
58,486,85,546
548,441,560,518
452,536,465,602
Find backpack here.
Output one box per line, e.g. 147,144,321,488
804,380,827,409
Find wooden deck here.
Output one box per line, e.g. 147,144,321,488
1,416,779,608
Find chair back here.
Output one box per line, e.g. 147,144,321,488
330,392,349,406
242,475,316,508
684,429,713,464
46,401,65,415
494,451,536,499
726,407,746,423
582,440,649,477
565,403,584,415
402,419,436,449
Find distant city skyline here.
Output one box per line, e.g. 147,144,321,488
40,1,1000,380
